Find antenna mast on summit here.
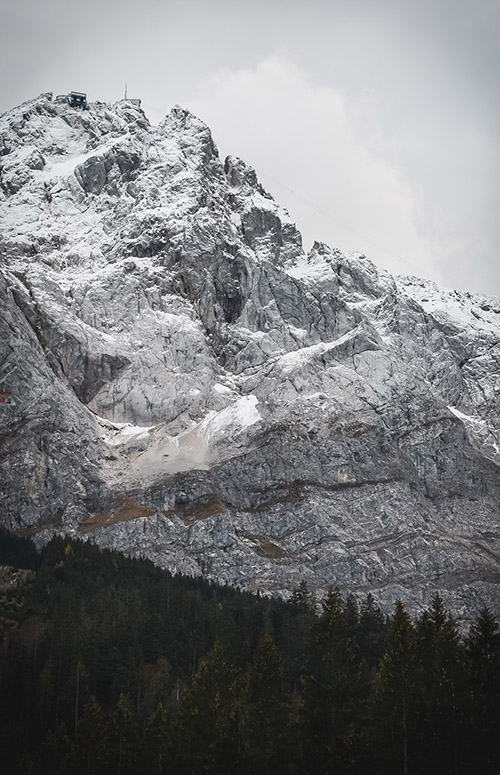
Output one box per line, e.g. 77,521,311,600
124,83,128,100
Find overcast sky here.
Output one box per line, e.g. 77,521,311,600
1,0,498,295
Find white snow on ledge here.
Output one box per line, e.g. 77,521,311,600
199,395,261,441
447,406,478,423
36,139,121,182
448,405,500,458
98,418,156,447
287,253,334,283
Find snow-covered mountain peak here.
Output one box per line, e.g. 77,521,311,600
2,93,500,619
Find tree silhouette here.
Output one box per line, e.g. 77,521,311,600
241,633,292,773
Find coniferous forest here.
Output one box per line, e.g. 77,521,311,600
1,529,500,774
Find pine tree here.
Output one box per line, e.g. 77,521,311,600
240,633,292,773
142,703,169,775
464,607,500,774
72,695,110,774
373,600,416,775
286,580,316,688
358,593,386,669
111,693,139,775
301,588,366,774
413,594,463,774
174,641,242,773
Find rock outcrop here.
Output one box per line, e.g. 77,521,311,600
2,93,500,621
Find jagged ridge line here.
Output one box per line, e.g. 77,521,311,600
140,102,440,284
259,169,443,285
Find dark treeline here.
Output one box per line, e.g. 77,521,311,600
1,530,500,774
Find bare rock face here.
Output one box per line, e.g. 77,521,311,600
2,93,500,621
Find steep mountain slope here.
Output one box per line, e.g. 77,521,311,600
1,93,500,618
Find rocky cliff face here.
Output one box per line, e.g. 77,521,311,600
2,93,500,620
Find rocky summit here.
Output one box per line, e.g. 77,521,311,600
1,92,500,621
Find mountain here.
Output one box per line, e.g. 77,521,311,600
1,92,500,620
